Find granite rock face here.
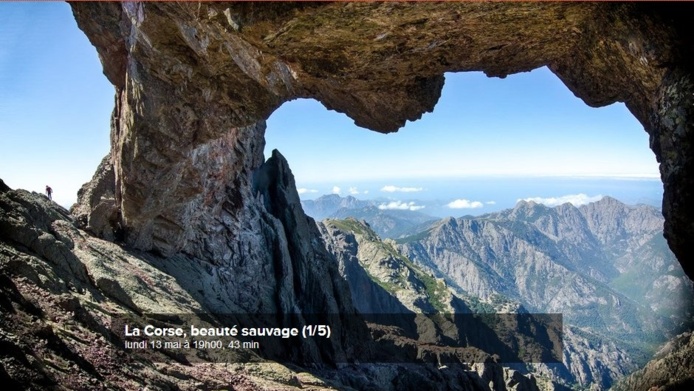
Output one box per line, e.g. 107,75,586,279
68,2,694,280
70,153,120,242
320,217,457,323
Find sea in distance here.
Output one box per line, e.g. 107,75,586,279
295,176,663,218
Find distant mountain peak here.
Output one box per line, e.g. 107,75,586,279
442,216,458,227
509,199,551,220
513,199,545,209
593,195,619,205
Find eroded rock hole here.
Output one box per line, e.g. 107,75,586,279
3,2,694,389
264,68,694,388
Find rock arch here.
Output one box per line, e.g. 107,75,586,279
70,2,694,278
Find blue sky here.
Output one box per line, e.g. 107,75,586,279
264,70,662,214
0,2,112,207
266,72,658,185
1,2,662,212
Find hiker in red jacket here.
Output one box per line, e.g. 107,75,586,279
45,185,52,200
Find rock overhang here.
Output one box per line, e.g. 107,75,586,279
69,2,694,280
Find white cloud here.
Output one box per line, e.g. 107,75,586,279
447,199,484,209
349,187,360,195
485,201,496,205
332,186,341,195
519,193,603,207
378,201,426,211
381,185,424,193
364,190,369,194
297,188,318,195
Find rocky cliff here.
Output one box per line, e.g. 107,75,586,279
2,177,562,390
68,2,694,282
1,179,325,390
320,218,462,317
70,121,367,361
319,219,414,316
0,146,375,387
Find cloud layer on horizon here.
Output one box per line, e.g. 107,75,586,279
447,199,484,209
378,200,425,211
349,187,369,195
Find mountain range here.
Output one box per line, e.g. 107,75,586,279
317,196,693,390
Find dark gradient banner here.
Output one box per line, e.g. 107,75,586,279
111,312,563,365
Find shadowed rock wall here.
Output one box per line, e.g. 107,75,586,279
69,2,694,279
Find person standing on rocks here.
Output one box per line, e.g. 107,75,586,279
45,185,52,200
